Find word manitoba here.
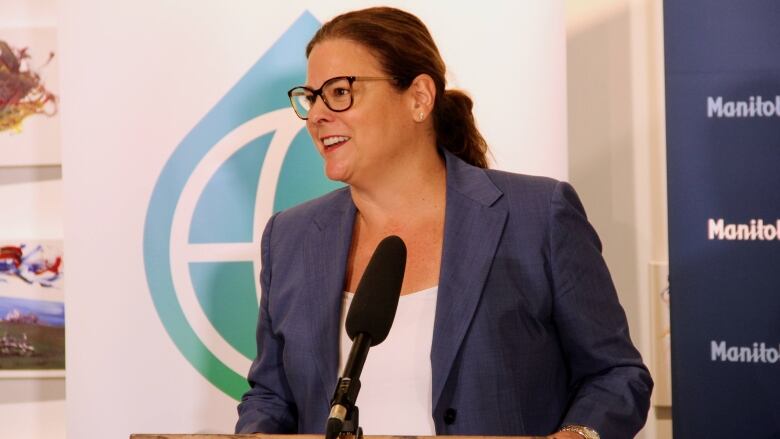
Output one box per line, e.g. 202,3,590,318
711,340,780,364
708,218,780,241
707,95,780,118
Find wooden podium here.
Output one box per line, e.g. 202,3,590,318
130,435,534,439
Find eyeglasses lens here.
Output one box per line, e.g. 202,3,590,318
290,90,313,119
322,78,352,111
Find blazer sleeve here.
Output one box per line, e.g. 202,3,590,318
235,213,298,434
548,181,653,438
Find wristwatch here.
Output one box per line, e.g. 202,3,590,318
560,424,600,439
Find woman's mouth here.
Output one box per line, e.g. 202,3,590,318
322,136,350,150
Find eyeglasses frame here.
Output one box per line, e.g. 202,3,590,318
287,75,399,120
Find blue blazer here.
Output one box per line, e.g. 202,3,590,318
236,150,652,438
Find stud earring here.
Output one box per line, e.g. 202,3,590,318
417,112,425,121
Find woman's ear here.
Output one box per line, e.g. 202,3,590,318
408,74,436,122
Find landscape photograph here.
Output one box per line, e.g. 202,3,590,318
0,241,64,375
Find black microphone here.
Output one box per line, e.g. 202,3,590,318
325,235,406,439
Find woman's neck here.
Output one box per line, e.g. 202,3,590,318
350,148,446,228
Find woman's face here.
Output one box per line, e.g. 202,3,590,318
305,38,416,185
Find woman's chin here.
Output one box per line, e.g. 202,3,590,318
324,164,351,184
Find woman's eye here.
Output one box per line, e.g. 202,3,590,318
332,88,350,96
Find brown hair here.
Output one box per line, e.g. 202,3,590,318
306,7,489,169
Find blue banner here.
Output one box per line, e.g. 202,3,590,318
665,1,780,437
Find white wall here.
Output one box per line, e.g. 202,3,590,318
0,1,66,438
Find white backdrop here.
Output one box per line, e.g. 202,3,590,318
60,1,566,437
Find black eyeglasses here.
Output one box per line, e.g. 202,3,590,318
287,76,398,120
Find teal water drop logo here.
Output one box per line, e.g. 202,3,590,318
143,12,341,400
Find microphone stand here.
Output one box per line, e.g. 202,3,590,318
340,405,363,439
325,333,370,439
326,377,363,439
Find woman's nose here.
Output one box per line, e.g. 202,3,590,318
307,96,333,124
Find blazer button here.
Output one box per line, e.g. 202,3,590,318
444,408,457,425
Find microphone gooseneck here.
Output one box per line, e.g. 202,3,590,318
325,235,406,439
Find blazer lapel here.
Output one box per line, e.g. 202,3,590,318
302,188,356,407
431,151,508,411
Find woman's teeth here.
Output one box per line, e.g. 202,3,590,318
323,136,350,147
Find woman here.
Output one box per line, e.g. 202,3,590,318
236,7,652,439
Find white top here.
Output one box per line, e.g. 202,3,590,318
338,286,438,436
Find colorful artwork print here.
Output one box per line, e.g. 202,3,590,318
0,243,62,287
0,241,64,375
0,26,60,166
0,39,57,134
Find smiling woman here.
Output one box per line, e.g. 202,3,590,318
236,6,652,439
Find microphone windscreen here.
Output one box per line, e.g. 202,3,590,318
346,235,406,346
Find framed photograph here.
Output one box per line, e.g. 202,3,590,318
0,26,61,166
0,240,64,378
